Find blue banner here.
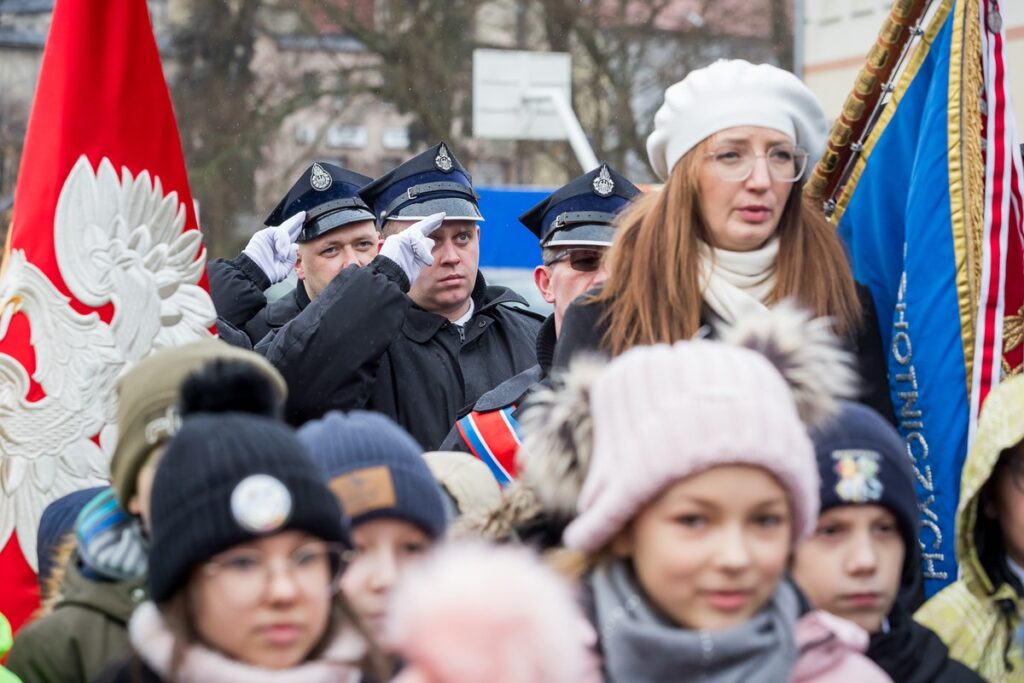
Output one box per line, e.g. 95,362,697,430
836,8,968,595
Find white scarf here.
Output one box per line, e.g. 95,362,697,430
698,238,779,325
129,601,366,683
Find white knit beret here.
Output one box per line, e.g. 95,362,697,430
646,59,828,181
562,340,820,554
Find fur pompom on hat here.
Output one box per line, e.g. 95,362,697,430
646,59,827,181
387,542,598,683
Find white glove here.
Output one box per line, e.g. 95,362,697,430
379,212,446,284
242,211,305,284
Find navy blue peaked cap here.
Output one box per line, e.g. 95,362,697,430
358,142,483,224
519,163,640,247
264,162,376,242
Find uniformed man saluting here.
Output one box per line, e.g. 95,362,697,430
208,163,379,347
256,143,543,449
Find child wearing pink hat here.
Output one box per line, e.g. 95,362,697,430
518,304,891,682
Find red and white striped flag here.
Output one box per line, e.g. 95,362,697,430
0,0,214,632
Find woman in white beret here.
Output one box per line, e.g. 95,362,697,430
553,59,892,422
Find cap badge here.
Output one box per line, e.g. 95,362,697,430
231,474,293,534
310,163,333,191
832,450,883,503
434,145,454,172
592,164,614,197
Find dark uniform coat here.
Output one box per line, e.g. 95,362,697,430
554,283,896,423
439,314,556,459
207,254,310,348
256,256,543,449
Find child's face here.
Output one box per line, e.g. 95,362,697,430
791,505,905,633
340,518,433,642
613,465,792,631
988,442,1024,568
188,530,337,669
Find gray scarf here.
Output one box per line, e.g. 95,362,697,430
591,560,799,683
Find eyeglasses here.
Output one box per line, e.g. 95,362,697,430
200,542,345,607
545,247,605,273
704,144,809,183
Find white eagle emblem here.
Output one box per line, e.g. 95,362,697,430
0,155,216,569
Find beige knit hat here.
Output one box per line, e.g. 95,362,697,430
109,338,287,507
423,451,503,519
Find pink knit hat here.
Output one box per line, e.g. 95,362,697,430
562,339,820,553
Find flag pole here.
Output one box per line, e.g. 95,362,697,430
804,0,934,214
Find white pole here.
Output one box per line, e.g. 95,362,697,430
522,88,600,172
793,0,805,78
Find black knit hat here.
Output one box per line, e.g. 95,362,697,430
810,401,918,556
147,412,348,603
297,411,448,540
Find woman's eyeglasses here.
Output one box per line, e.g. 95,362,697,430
704,144,809,183
200,542,345,607
545,247,604,273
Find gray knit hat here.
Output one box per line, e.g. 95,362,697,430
298,411,448,539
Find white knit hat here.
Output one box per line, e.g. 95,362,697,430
562,340,820,553
646,59,828,181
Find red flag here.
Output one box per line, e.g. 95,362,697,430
0,0,214,632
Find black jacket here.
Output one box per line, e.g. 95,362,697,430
256,256,544,448
554,283,896,424
867,610,983,683
438,314,557,454
207,254,310,348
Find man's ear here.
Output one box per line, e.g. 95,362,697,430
534,265,555,304
294,249,305,281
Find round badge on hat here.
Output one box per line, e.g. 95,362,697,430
310,163,333,192
230,474,293,533
434,144,454,172
592,164,615,197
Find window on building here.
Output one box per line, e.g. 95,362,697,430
819,0,846,24
381,126,410,150
294,123,317,145
326,125,368,149
851,0,879,16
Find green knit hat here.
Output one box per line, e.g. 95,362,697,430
109,339,287,508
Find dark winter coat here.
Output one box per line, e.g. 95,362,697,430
438,314,557,454
207,254,309,348
867,610,983,683
554,283,896,424
8,547,146,683
256,256,544,449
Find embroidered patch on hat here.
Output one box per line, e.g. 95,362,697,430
832,450,883,503
310,162,333,191
329,465,397,517
434,144,454,172
230,474,293,533
592,164,614,197
144,406,181,446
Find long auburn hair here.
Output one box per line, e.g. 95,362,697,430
594,138,861,356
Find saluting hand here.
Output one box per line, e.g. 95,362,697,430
242,210,305,284
379,212,446,284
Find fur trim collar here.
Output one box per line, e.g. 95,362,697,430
129,601,365,683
